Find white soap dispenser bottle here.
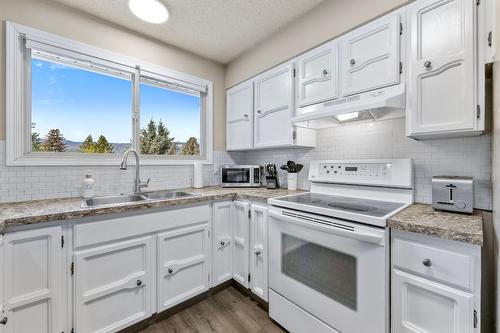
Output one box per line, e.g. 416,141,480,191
82,170,95,198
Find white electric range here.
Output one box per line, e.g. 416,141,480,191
267,159,414,333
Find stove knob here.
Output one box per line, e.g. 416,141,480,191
455,201,467,210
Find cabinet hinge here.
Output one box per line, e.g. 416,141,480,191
248,210,251,219
473,310,478,328
476,105,481,119
293,68,296,77
399,22,403,35
488,31,493,47
292,128,297,140
70,262,74,276
61,235,64,248
399,62,403,74
71,329,74,333
207,230,210,238
248,273,251,283
476,0,480,5
208,274,210,282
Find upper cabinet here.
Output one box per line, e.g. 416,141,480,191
406,0,483,139
296,41,339,108
340,10,402,96
226,80,254,150
253,63,295,148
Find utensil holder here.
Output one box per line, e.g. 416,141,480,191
287,173,298,191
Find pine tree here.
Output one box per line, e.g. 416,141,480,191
181,137,200,156
140,119,175,155
95,135,114,153
31,122,42,151
79,135,96,153
42,129,67,152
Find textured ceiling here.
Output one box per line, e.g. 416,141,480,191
50,0,325,63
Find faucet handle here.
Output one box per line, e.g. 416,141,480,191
140,178,150,189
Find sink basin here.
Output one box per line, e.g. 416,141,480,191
141,190,198,201
82,194,146,208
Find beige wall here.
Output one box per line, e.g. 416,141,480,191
0,0,226,150
225,0,410,88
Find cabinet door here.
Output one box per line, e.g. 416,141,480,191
296,41,338,108
254,63,294,148
157,222,210,312
74,236,154,333
249,204,268,302
2,226,62,333
227,80,253,150
212,201,233,286
340,11,401,96
406,0,475,137
232,201,250,288
392,269,475,333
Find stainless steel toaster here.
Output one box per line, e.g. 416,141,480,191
432,176,473,213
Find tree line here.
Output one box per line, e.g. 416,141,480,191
31,119,200,155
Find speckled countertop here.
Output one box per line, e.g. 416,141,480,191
388,204,483,246
0,186,302,233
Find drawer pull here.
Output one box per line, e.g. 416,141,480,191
422,258,432,267
168,268,174,274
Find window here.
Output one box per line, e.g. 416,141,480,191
6,22,213,166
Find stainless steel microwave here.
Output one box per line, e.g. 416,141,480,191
221,165,261,187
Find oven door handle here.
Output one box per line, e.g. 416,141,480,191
268,210,384,245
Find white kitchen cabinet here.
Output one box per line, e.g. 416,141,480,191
212,201,233,286
73,235,155,333
157,222,210,312
226,80,254,150
249,203,268,302
232,201,250,288
406,0,483,139
296,41,338,108
392,269,475,333
340,10,402,96
391,230,481,333
1,226,63,333
254,62,294,148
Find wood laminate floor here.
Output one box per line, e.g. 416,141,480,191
138,287,286,333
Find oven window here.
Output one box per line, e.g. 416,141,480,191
281,233,357,310
222,168,250,183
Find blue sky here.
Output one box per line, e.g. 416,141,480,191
31,58,200,143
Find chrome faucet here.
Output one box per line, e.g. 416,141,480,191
120,148,149,193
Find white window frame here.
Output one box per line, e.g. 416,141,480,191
6,21,213,166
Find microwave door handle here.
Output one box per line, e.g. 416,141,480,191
268,211,384,245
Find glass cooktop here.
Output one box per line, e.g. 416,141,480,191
273,192,406,217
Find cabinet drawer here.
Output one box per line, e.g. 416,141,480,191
393,238,474,290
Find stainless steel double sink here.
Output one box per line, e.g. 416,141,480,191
81,190,199,208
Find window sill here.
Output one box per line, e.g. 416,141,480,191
7,154,213,167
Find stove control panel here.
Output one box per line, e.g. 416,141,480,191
309,159,413,188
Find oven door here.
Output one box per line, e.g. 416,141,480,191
268,208,389,333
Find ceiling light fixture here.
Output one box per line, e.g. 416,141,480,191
128,0,169,24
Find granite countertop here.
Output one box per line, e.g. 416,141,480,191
0,186,302,233
388,204,483,246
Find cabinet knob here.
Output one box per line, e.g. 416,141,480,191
220,241,225,246
243,114,248,118
255,249,262,256
424,60,432,68
257,110,262,114
136,280,143,286
349,59,356,65
168,268,174,274
0,317,7,325
422,258,432,267
322,69,328,75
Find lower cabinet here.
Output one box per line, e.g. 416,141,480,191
73,236,155,333
391,230,481,333
232,201,250,288
1,226,63,333
212,200,269,302
157,222,210,312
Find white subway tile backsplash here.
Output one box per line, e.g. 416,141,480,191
229,118,492,210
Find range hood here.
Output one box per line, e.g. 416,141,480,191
292,84,406,129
